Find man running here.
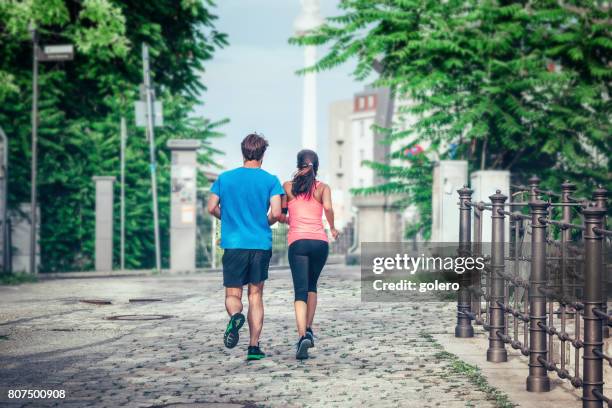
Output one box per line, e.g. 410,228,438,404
207,133,283,360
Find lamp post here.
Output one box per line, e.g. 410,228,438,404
120,117,127,271
29,23,74,274
134,44,163,272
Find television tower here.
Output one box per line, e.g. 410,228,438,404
294,0,324,151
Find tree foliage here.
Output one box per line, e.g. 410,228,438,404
0,0,227,271
292,0,611,237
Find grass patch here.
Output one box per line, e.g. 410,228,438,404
0,273,38,285
425,333,516,408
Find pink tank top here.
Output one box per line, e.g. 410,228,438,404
287,182,329,246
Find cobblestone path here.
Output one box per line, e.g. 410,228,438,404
0,266,502,407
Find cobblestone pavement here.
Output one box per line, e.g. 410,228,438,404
0,266,501,408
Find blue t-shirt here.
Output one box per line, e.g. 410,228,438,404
210,167,284,250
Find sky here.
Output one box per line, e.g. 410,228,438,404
195,0,361,181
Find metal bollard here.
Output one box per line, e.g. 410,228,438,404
526,198,551,392
456,186,474,338
528,175,540,202
592,186,608,339
582,204,606,408
487,190,508,362
472,201,483,321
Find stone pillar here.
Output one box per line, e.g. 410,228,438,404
12,204,39,273
93,176,115,272
352,193,402,253
168,139,200,272
432,160,468,242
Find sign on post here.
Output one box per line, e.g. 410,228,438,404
134,101,163,127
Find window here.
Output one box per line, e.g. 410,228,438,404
358,97,365,110
368,95,375,108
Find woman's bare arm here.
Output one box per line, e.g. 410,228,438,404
278,181,291,223
322,184,339,239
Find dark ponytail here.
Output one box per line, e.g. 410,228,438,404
291,149,319,198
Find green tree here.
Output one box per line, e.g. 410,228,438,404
0,0,227,271
292,0,611,237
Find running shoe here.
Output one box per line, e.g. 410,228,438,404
296,335,313,360
223,312,245,349
247,344,266,360
306,327,315,347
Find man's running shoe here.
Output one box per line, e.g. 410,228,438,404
247,344,266,360
296,336,313,360
305,327,315,347
223,313,245,349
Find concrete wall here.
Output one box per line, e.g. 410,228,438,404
353,193,402,250
11,204,40,273
470,170,510,243
431,160,468,242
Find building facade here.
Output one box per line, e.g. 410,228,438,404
328,87,419,233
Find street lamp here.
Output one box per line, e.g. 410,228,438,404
29,23,73,274
134,44,163,272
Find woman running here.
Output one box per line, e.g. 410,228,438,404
280,149,339,360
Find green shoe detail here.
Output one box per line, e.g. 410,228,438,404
246,345,265,360
223,313,245,349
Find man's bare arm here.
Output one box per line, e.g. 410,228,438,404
268,194,282,225
207,193,221,220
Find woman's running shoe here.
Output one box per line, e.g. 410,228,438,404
296,335,313,360
305,327,315,347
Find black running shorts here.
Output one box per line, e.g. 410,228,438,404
222,249,272,287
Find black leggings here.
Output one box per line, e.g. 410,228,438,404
288,239,329,302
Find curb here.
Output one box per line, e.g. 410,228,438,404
35,264,293,280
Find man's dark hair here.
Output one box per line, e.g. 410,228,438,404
241,133,269,161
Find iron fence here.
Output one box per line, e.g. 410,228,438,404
455,176,611,408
